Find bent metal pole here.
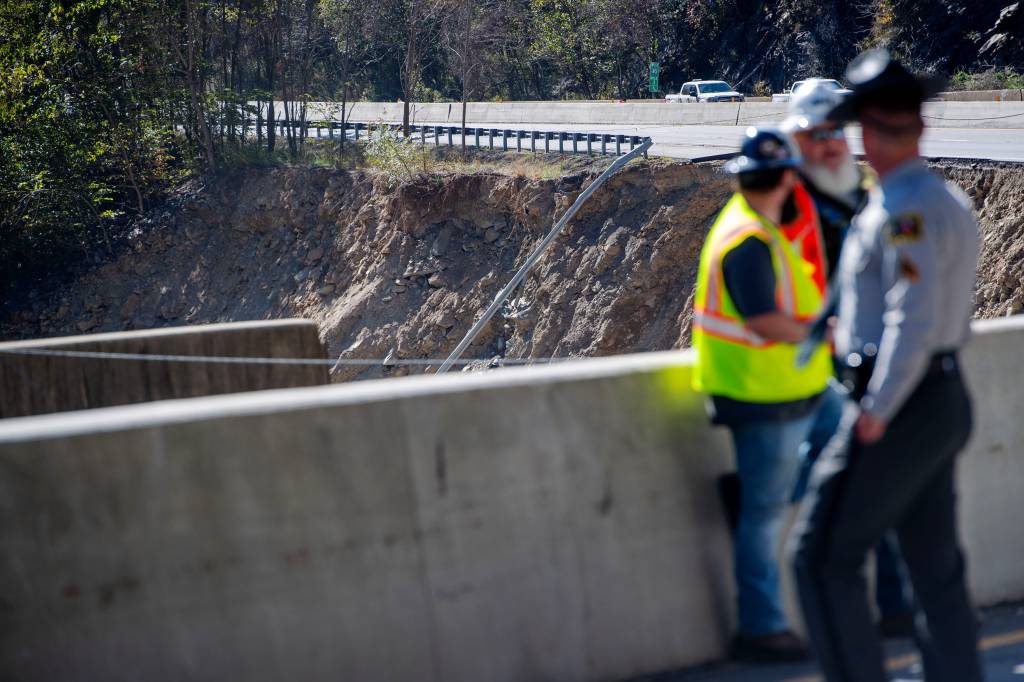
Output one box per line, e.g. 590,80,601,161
436,138,653,374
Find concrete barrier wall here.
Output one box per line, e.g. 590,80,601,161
1,318,1022,681
0,320,328,418
937,89,1024,102
292,100,1024,130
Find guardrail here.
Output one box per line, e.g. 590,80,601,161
230,120,652,157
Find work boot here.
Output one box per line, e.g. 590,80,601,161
730,630,810,663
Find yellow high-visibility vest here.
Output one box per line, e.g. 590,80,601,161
692,192,832,403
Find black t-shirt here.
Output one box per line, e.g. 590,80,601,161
722,236,776,317
709,235,822,424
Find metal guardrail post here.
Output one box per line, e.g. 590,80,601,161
328,123,334,139
545,132,551,153
601,134,608,155
559,132,565,153
503,129,509,151
616,135,623,155
531,131,537,153
586,134,593,155
572,133,578,154
436,138,654,374
488,128,495,148
475,127,480,148
516,131,523,152
435,126,442,147
448,127,453,146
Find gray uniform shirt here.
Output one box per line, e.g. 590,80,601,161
834,158,978,420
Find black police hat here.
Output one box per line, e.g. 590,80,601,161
828,49,947,122
724,127,801,174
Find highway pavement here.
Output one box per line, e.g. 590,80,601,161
402,120,1024,163
618,602,1024,682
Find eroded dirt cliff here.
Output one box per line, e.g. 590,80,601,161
3,157,1023,381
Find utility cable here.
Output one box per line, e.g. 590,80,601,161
0,347,570,368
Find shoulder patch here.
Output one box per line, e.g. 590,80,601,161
899,254,921,283
888,213,923,244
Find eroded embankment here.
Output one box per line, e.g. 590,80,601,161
2,158,1023,381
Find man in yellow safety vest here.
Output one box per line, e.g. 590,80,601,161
692,126,833,663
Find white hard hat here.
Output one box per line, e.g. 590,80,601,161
782,80,843,132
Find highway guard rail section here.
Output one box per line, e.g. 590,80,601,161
234,118,653,157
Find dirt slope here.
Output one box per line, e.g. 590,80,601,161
3,158,1023,381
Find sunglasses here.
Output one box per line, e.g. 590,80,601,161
806,127,846,142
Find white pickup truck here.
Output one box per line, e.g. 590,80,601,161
772,78,852,102
666,80,745,103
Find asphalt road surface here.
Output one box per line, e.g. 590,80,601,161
403,121,1024,163
616,602,1024,682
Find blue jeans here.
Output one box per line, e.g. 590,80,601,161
729,412,815,636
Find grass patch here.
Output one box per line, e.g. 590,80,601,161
949,67,1024,91
220,131,620,182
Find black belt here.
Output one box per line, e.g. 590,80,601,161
837,350,958,401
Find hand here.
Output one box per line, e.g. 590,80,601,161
824,316,837,346
855,411,887,444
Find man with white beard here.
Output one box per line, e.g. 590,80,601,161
782,80,871,288
782,80,916,638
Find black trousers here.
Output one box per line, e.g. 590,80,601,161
790,360,983,682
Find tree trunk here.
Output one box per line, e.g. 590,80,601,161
185,0,216,171
339,84,347,154
461,0,470,151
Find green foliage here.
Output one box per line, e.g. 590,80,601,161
950,67,1024,91
364,124,431,181
0,0,183,301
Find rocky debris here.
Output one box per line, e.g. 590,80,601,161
941,163,1024,318
3,158,1023,380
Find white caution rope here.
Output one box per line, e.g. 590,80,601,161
0,347,570,368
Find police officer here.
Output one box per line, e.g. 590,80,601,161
782,80,916,637
692,127,833,662
790,50,983,682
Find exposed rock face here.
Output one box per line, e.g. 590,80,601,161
940,163,1024,319
3,158,1024,382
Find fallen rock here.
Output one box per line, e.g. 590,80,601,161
404,261,440,278
431,226,453,256
428,274,444,288
120,294,141,320
318,285,335,296
484,227,501,243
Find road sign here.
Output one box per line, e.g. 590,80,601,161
649,62,660,93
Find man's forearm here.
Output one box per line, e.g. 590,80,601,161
745,312,809,344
